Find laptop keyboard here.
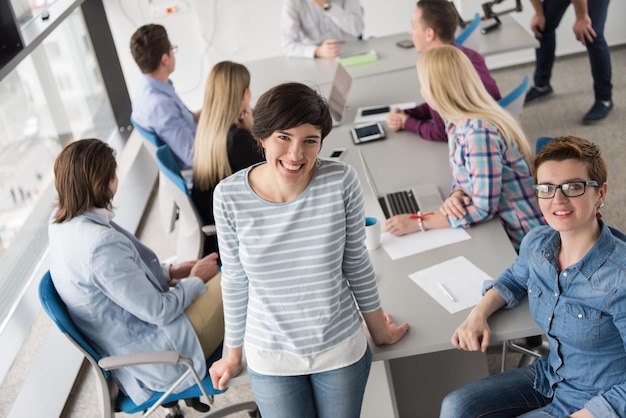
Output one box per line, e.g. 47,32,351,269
388,190,419,216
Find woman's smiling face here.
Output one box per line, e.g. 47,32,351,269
535,158,606,235
261,123,322,187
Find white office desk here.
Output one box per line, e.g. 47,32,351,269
247,15,537,99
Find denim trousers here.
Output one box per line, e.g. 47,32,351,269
248,345,372,418
440,365,553,418
534,0,612,101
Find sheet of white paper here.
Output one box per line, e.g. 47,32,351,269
380,228,471,260
353,102,417,124
409,256,491,314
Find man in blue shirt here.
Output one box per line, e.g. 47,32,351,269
130,24,198,170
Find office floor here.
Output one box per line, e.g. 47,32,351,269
1,46,624,418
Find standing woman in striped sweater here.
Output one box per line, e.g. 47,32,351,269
209,82,409,418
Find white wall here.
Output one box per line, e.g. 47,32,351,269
103,0,626,110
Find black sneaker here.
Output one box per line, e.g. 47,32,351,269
582,101,613,124
524,85,554,104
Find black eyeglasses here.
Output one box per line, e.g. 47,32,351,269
170,45,178,54
533,181,599,199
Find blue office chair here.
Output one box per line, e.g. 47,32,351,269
155,145,216,261
535,136,553,155
131,115,163,151
38,271,258,417
455,13,481,50
498,74,530,126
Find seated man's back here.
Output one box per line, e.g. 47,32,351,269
130,24,197,170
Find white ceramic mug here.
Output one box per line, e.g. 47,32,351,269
365,216,381,250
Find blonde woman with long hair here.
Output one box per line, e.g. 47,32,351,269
385,45,543,251
192,61,264,255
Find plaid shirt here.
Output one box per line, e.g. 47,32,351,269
446,118,544,250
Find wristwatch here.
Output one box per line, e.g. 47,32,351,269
323,2,331,11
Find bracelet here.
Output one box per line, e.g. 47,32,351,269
409,211,435,221
417,218,425,232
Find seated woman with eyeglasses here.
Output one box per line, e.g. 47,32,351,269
441,136,626,418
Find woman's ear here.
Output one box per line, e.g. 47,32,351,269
598,182,608,206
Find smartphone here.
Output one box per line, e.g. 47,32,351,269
396,39,414,49
329,148,346,160
361,106,390,116
351,123,385,145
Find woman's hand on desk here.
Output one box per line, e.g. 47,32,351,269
209,346,243,390
385,212,449,235
440,190,470,220
387,108,408,131
385,214,421,236
451,308,491,353
452,289,506,352
363,309,409,345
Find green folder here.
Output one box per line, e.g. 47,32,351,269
339,50,379,67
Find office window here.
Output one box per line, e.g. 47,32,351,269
9,0,59,24
0,6,116,328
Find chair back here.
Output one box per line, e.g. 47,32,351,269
130,116,163,151
155,145,204,261
455,13,481,51
498,74,530,125
39,271,118,417
535,136,553,155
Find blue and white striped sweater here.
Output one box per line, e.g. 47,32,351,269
214,159,381,358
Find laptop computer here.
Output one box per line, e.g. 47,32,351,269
328,63,352,126
358,150,444,219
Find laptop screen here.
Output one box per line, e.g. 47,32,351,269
328,63,352,123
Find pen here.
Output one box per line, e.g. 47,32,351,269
437,282,456,302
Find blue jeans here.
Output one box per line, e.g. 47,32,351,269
248,345,372,418
440,365,552,418
534,0,612,101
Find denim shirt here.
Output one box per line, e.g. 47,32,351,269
484,220,626,417
49,210,207,404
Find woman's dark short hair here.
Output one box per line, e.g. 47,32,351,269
251,82,332,144
532,136,607,185
417,0,459,44
130,24,171,74
53,139,117,223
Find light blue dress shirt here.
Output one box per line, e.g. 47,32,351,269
48,210,207,404
131,74,196,170
486,220,626,417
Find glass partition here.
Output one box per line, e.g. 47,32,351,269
0,6,116,328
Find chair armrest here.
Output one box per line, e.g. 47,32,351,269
98,351,180,370
202,225,217,236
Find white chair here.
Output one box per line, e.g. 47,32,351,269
498,74,530,125
455,13,481,51
155,145,215,262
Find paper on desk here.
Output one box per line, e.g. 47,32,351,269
380,228,471,260
353,102,417,124
409,256,491,314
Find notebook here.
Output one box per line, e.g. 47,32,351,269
327,63,352,126
358,150,444,219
